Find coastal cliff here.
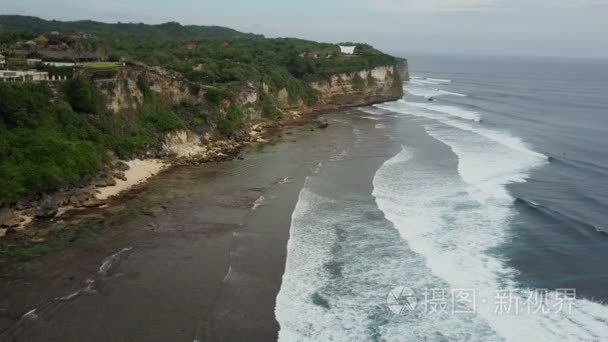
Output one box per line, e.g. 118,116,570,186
308,65,403,108
96,62,404,158
0,62,406,231
95,62,404,121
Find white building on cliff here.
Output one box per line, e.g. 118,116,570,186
0,70,49,82
339,45,357,55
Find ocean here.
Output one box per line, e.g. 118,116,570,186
275,55,608,341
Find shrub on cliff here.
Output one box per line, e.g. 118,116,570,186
142,105,185,132
62,77,101,113
264,67,319,106
216,104,243,136
204,86,233,105
352,73,366,91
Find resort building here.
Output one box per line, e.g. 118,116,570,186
26,58,43,66
339,45,357,55
0,70,49,82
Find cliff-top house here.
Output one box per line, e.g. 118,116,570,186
339,45,357,55
184,43,198,50
0,70,49,82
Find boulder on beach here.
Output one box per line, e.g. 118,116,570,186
35,195,59,218
114,160,130,172
0,208,22,228
93,172,117,187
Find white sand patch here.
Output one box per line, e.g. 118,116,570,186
96,159,167,200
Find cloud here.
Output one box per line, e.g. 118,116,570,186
366,0,499,12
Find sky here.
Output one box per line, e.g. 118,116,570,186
1,0,607,59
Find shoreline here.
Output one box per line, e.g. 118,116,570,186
0,94,401,243
0,108,374,340
0,103,402,340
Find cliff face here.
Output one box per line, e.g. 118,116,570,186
308,65,402,109
95,63,404,122
92,64,205,115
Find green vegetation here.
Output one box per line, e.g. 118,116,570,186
0,15,401,106
352,72,366,91
62,76,101,113
82,62,122,70
216,104,243,136
0,15,404,205
0,78,197,204
0,82,106,202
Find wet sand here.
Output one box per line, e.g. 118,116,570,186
0,112,374,341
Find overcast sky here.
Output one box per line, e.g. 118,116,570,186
2,0,607,58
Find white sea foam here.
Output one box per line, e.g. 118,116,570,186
439,90,467,97
359,107,390,116
427,78,452,84
404,101,482,122
252,195,265,210
277,150,500,341
360,115,383,121
372,99,608,340
406,86,467,99
409,77,452,85
378,100,548,163
275,183,342,341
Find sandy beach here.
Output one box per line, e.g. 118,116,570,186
0,115,359,341
96,159,168,201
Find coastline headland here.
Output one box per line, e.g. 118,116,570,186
1,60,407,236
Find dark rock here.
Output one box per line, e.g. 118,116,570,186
93,172,117,187
113,171,127,181
237,156,245,160
16,199,33,211
233,131,249,142
114,160,130,171
52,192,70,207
317,121,329,129
69,194,89,208
35,195,59,218
82,197,104,208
